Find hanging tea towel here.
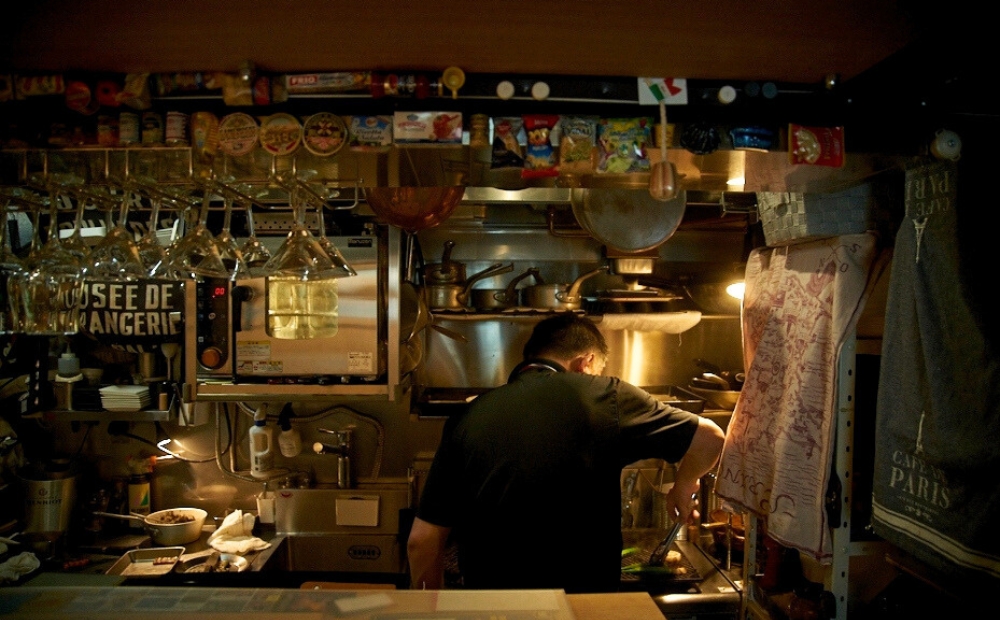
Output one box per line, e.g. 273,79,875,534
715,233,883,561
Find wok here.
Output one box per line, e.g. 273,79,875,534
95,507,207,546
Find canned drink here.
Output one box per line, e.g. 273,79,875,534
165,111,189,145
142,111,163,144
119,112,140,145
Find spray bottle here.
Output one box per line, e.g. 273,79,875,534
277,403,302,457
249,404,274,479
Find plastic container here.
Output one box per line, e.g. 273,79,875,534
249,407,275,478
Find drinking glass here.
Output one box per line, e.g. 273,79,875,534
87,183,146,280
7,187,86,335
0,200,26,334
213,191,250,281
240,200,272,277
164,188,228,279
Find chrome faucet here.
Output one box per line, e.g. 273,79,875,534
314,427,354,489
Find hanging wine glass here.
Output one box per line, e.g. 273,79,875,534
240,198,272,277
212,189,250,281
87,182,146,280
315,203,357,278
163,186,228,279
8,179,86,335
0,199,26,334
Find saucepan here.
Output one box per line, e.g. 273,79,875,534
95,508,207,546
425,263,513,310
422,240,466,284
470,267,538,311
523,266,609,310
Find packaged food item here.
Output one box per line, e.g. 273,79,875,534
302,112,347,157
284,72,370,94
141,112,163,145
522,114,560,179
151,72,224,97
789,124,845,167
97,115,119,147
222,74,254,106
491,116,525,169
393,112,462,144
597,117,653,174
118,112,140,146
258,112,302,156
15,74,65,98
468,114,490,148
348,115,393,151
558,115,599,174
190,111,220,163
116,73,151,110
94,80,120,107
65,81,99,115
217,112,259,156
165,111,189,145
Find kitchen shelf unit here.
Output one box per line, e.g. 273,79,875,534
739,331,891,620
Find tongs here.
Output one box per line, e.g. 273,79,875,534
647,518,684,566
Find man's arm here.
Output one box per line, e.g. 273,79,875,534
406,517,452,589
666,417,725,523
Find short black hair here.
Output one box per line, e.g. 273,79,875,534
523,314,608,361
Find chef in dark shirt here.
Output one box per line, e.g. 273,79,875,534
408,314,725,592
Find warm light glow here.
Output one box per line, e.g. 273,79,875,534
726,176,746,187
726,281,745,300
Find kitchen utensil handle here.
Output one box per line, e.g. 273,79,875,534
93,511,143,523
647,520,683,566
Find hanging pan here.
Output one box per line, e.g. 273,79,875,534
570,185,687,253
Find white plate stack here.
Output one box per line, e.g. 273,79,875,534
100,385,151,412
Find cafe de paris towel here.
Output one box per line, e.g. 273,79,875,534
715,233,882,561
872,161,1000,584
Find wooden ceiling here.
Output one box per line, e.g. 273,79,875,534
4,1,924,86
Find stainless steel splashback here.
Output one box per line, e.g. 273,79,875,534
415,314,743,392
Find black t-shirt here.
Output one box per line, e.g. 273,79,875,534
416,364,701,592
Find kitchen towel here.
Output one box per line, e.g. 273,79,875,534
715,232,882,561
0,551,40,583
872,161,1000,584
207,509,271,554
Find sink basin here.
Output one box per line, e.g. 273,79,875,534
252,533,404,575
252,484,412,577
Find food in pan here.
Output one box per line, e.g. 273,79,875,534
148,510,195,525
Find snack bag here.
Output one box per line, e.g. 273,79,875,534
522,114,560,179
558,115,599,175
491,116,525,169
597,117,653,174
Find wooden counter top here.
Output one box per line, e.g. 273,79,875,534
567,592,664,620
0,586,664,620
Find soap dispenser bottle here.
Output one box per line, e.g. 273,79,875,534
277,403,302,457
249,404,274,479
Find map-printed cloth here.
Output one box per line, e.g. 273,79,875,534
715,233,881,561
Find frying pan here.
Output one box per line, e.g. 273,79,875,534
95,508,207,546
570,187,686,253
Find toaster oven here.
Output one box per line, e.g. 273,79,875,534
187,232,387,384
